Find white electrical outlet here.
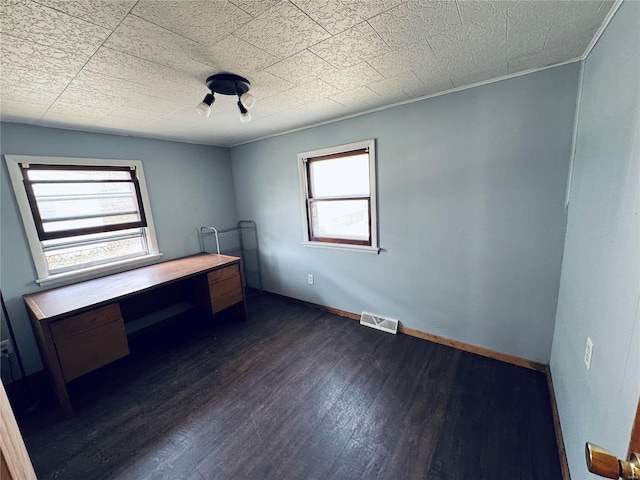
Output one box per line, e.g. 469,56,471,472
307,274,314,285
0,339,14,357
584,337,594,370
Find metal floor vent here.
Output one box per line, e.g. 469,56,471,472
360,311,398,335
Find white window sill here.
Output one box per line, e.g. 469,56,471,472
301,241,380,254
36,253,164,287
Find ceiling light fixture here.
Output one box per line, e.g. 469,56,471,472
197,73,255,122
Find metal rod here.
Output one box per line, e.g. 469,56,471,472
199,226,220,254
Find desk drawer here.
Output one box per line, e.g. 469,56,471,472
50,304,122,341
207,264,240,285
207,265,243,313
50,304,128,382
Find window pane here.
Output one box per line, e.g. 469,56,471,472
309,153,369,197
42,214,141,233
26,168,131,181
310,200,369,241
32,182,141,222
23,165,147,241
43,229,147,273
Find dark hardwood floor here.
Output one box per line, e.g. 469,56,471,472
17,294,562,479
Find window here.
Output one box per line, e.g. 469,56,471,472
298,139,378,252
5,155,161,285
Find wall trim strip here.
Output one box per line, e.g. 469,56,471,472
397,324,546,372
580,0,624,60
270,292,546,371
546,368,572,480
565,60,585,209
230,58,581,148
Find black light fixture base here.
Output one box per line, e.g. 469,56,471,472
206,73,251,96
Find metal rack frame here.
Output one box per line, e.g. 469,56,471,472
200,220,262,296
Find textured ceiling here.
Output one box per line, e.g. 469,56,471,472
0,0,615,147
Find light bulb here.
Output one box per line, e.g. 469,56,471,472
196,93,214,117
197,102,211,117
237,99,251,122
240,92,255,110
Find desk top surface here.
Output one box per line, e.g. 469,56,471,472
24,254,240,322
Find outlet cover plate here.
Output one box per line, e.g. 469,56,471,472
0,339,14,357
584,337,593,370
307,274,314,285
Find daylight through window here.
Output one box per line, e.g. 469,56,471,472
298,140,378,252
5,155,161,284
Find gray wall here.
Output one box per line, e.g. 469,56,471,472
231,64,579,364
550,2,640,477
0,123,238,379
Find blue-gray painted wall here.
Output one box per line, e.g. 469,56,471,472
550,2,640,476
0,124,237,377
1,27,635,475
230,64,579,364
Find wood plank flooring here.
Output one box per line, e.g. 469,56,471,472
18,294,562,479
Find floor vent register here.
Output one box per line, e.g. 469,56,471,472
360,311,398,334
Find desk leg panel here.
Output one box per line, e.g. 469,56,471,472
26,311,73,418
237,258,248,321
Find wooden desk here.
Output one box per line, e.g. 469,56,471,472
24,254,247,417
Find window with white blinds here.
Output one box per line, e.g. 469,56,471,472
5,155,161,284
21,164,147,241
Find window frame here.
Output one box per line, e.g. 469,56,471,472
21,163,148,241
297,139,379,253
5,155,162,286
